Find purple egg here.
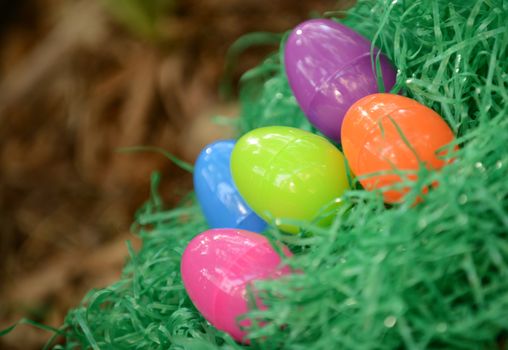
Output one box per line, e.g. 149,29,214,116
284,19,396,143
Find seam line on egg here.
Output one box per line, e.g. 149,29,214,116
257,135,298,192
355,108,410,173
310,51,380,100
211,240,276,331
235,130,299,220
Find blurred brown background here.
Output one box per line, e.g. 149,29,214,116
0,0,349,348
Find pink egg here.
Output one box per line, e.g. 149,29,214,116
181,228,292,342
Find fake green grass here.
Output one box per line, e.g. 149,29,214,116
54,0,508,348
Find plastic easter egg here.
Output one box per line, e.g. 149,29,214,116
194,140,267,232
231,126,350,233
284,18,396,143
181,228,292,342
341,93,456,203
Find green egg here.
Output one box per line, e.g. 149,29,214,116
230,126,350,233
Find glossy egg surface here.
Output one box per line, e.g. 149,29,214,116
231,126,350,233
194,140,266,232
181,228,292,342
284,18,396,142
341,93,456,203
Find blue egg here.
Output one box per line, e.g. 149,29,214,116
194,140,267,232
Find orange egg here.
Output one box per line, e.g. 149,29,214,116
341,93,456,203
